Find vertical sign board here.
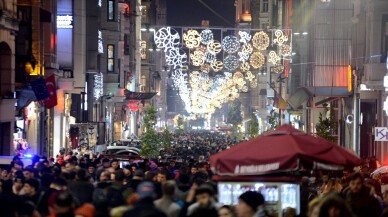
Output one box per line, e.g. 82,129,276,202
375,127,388,141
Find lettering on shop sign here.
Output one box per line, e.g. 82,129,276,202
375,127,388,141
234,162,280,175
57,15,73,29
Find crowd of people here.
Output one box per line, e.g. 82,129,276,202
0,132,388,217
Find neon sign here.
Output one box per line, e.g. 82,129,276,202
57,15,73,29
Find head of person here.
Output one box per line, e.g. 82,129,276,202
102,158,110,168
383,190,388,206
22,168,35,181
195,185,214,207
87,164,95,174
137,181,156,200
24,178,40,196
161,180,176,197
111,159,119,170
236,191,265,217
13,175,25,191
219,205,235,217
348,172,364,193
318,195,353,217
308,198,321,217
191,165,199,175
52,191,75,214
157,170,168,183
123,165,132,176
65,162,75,172
50,178,68,191
99,170,111,182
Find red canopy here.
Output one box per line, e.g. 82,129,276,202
209,124,361,176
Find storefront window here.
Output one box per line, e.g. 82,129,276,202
108,0,115,21
107,44,115,72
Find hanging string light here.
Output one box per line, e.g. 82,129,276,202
250,51,265,69
224,55,239,71
268,51,281,65
273,29,288,46
222,35,241,54
239,31,252,43
200,29,214,45
183,29,202,49
252,31,270,50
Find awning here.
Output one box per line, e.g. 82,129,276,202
288,87,350,110
124,90,157,100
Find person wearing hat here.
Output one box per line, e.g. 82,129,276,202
122,181,167,217
236,191,268,217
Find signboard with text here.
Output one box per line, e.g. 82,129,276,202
375,127,388,141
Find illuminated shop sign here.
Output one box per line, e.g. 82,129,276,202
94,72,104,100
57,15,73,29
98,30,104,53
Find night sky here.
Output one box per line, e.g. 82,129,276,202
166,0,236,27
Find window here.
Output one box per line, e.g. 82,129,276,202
107,44,115,72
262,0,268,12
108,0,115,21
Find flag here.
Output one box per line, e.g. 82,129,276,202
30,77,49,101
44,74,57,108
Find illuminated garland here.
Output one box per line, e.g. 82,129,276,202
207,41,222,54
239,31,252,43
211,60,223,72
222,36,240,54
240,62,251,72
224,55,239,71
183,30,201,49
273,30,288,47
154,27,180,51
200,29,214,45
250,52,265,69
252,31,270,50
190,50,205,66
268,51,281,65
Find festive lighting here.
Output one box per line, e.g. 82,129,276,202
190,50,205,66
240,62,251,72
245,71,255,81
93,72,103,100
273,30,288,46
250,79,258,88
200,64,211,73
154,27,180,51
239,31,252,43
272,65,284,74
250,52,265,69
206,41,222,55
204,52,216,63
183,30,202,49
268,51,281,65
166,48,187,68
200,29,214,45
252,31,270,50
222,36,240,54
280,44,291,56
211,60,223,72
224,55,239,71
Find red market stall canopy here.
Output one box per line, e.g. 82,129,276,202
124,90,157,100
209,124,361,176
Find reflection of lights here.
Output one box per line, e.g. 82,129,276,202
273,30,288,46
252,31,270,50
250,52,265,69
183,29,201,49
222,36,240,54
268,51,281,65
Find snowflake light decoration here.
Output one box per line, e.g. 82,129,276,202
268,51,281,65
239,31,252,43
190,50,205,66
240,62,250,72
250,79,258,88
224,55,239,71
222,36,241,54
211,60,223,72
280,44,291,56
183,30,202,49
166,48,187,69
207,41,222,54
252,31,270,50
250,52,265,69
200,29,214,45
241,86,249,92
224,72,232,79
245,71,255,81
241,43,253,54
273,29,288,46
204,52,216,63
154,27,180,52
200,64,211,73
272,65,284,74
238,51,250,62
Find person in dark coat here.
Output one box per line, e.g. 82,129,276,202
68,168,94,205
343,173,381,217
122,181,168,217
